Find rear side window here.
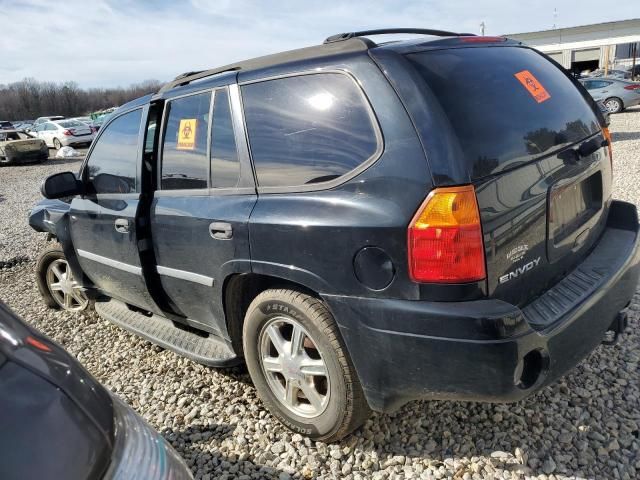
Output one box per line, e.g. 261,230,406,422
407,47,600,178
161,91,211,190
85,109,141,195
242,73,378,188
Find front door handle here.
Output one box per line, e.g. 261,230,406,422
209,222,232,240
114,218,130,233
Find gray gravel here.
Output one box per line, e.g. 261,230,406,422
1,113,639,480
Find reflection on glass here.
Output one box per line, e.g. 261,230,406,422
161,92,211,190
307,92,335,111
242,73,378,188
86,109,141,195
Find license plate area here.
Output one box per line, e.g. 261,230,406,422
548,171,603,262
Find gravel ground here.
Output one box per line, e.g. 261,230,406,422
1,113,639,480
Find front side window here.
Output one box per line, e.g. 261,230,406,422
161,91,211,190
85,109,141,195
210,88,240,188
241,73,379,188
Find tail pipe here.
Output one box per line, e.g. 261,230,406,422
602,310,629,346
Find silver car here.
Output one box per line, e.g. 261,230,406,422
31,119,95,150
579,77,640,113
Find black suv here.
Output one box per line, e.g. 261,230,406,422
30,29,640,442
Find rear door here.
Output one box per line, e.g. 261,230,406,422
70,107,157,310
150,85,256,335
405,45,611,306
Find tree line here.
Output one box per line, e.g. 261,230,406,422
0,78,163,121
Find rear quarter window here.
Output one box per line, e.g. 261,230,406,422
241,73,379,188
407,47,600,178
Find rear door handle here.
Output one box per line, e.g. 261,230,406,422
209,222,232,240
114,218,130,233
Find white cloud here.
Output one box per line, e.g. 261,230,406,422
1,0,638,88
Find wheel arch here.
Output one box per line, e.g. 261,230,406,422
222,272,325,357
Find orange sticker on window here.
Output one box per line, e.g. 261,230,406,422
514,70,551,103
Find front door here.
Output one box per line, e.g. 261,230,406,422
150,85,256,335
70,107,156,310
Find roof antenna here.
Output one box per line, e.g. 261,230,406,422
480,21,485,36
552,8,558,29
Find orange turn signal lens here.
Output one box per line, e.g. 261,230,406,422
602,127,613,170
408,185,486,283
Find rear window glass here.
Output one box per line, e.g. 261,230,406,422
242,73,379,188
407,47,600,178
59,120,84,128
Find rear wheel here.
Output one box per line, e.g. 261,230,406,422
53,138,62,150
243,289,370,442
604,97,623,114
36,244,92,311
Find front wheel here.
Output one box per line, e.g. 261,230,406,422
36,244,92,311
604,97,623,114
53,138,62,150
243,289,370,442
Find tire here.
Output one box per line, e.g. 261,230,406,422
243,288,370,442
604,97,623,114
53,138,62,150
36,243,92,311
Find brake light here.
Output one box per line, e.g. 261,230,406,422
408,185,486,283
602,127,613,171
62,129,72,136
460,36,506,43
25,336,51,352
623,84,640,90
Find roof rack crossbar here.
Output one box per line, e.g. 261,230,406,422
158,67,241,94
324,28,476,44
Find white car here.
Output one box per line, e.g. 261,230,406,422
32,120,95,150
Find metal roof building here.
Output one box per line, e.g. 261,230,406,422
507,18,640,74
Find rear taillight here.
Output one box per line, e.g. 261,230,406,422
623,84,640,90
408,185,486,283
603,127,613,171
90,127,97,133
62,129,72,136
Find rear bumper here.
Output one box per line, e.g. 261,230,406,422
61,135,94,147
325,200,640,412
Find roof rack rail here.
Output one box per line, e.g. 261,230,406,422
324,28,475,44
158,67,241,94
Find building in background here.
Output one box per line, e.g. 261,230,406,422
507,18,640,76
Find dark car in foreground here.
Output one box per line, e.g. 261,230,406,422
0,302,192,479
29,28,640,442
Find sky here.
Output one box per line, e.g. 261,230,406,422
1,0,638,88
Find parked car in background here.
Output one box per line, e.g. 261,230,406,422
579,77,640,113
0,129,48,165
31,119,95,149
0,120,14,130
0,301,193,479
31,29,639,442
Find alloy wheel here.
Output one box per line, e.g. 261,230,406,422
46,258,89,311
258,316,330,418
605,98,621,113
